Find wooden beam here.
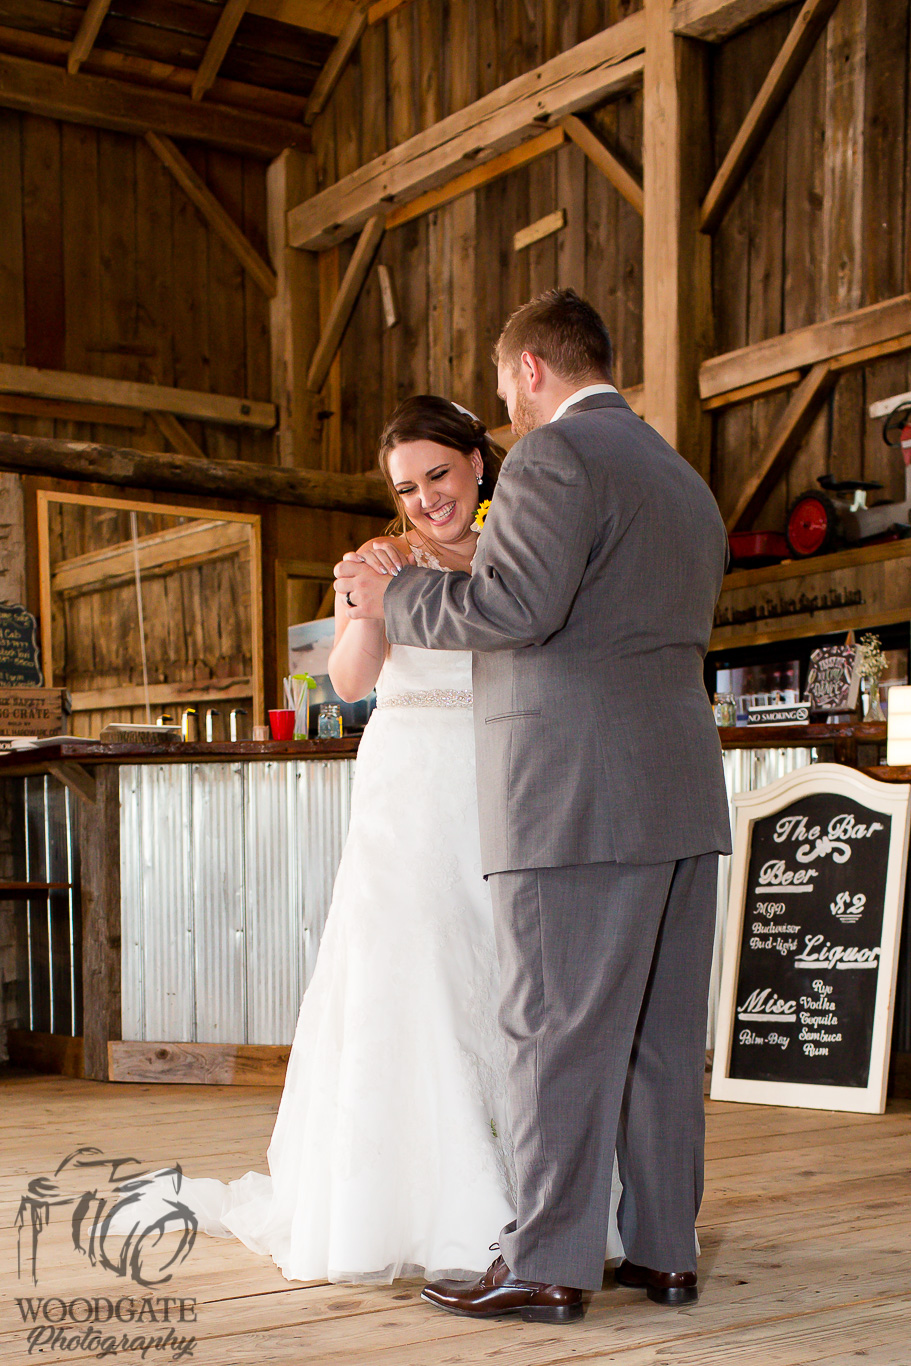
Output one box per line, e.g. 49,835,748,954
0,361,276,428
704,334,911,411
643,0,713,474
192,0,249,101
0,24,308,122
702,370,803,410
725,361,836,530
514,210,566,252
77,764,120,1081
67,0,112,76
268,148,322,468
0,431,392,516
0,51,309,160
52,520,250,593
288,14,645,249
304,4,368,125
0,393,143,428
700,294,911,401
385,128,565,230
700,0,840,235
562,113,644,215
69,679,253,712
108,1040,289,1085
377,263,398,327
672,0,796,41
148,410,208,461
145,133,277,298
246,0,355,36
367,0,411,22
829,332,911,374
316,248,343,470
306,215,386,392
46,761,97,804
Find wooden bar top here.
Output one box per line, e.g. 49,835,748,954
0,736,361,776
0,722,891,778
716,721,886,749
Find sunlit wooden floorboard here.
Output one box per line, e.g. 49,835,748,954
1,1071,908,1365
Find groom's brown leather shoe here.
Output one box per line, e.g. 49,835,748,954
614,1258,698,1305
422,1255,587,1323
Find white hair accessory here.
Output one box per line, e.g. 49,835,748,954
451,401,482,425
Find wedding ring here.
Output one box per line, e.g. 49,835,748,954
345,591,354,607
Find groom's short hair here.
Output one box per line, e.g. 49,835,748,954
494,288,613,382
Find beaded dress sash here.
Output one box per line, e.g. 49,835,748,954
377,689,473,710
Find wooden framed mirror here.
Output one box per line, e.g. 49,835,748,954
36,491,263,739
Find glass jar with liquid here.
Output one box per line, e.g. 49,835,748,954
317,704,343,739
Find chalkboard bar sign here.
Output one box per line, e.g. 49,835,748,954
711,763,911,1114
0,603,42,686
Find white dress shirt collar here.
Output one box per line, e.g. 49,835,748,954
549,383,619,423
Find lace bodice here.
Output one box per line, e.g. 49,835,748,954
375,541,473,703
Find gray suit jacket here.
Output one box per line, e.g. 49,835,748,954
384,392,732,875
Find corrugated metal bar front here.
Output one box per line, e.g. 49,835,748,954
191,762,247,1043
244,760,304,1044
299,758,353,991
706,746,816,1046
120,758,355,1045
121,764,195,1041
119,766,145,1041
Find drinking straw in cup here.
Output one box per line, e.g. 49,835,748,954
289,673,316,739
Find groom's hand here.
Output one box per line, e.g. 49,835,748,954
334,552,392,620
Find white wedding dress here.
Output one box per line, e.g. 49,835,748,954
113,567,624,1282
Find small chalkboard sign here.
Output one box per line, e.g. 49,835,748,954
0,603,42,686
711,764,910,1113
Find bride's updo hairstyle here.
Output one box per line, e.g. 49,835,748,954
377,395,505,537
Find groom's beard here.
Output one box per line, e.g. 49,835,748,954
511,389,544,438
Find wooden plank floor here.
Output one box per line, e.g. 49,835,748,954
1,1070,909,1365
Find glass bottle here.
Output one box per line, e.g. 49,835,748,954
713,692,736,727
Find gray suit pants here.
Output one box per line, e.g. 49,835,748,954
489,854,718,1292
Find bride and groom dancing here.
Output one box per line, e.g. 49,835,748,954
163,287,731,1325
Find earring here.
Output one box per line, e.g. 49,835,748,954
477,474,483,485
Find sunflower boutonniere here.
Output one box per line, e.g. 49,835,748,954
471,499,491,534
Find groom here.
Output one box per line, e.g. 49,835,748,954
335,288,731,1323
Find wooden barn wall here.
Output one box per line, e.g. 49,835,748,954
711,0,911,529
311,0,644,474
0,111,274,464
310,0,910,532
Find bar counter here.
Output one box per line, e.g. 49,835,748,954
2,721,906,1087
0,737,360,1083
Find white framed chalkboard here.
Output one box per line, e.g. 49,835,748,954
711,763,911,1114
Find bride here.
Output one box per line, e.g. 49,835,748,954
117,397,622,1284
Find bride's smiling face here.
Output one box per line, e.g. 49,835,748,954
387,440,483,543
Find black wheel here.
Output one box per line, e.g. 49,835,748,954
785,490,841,558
